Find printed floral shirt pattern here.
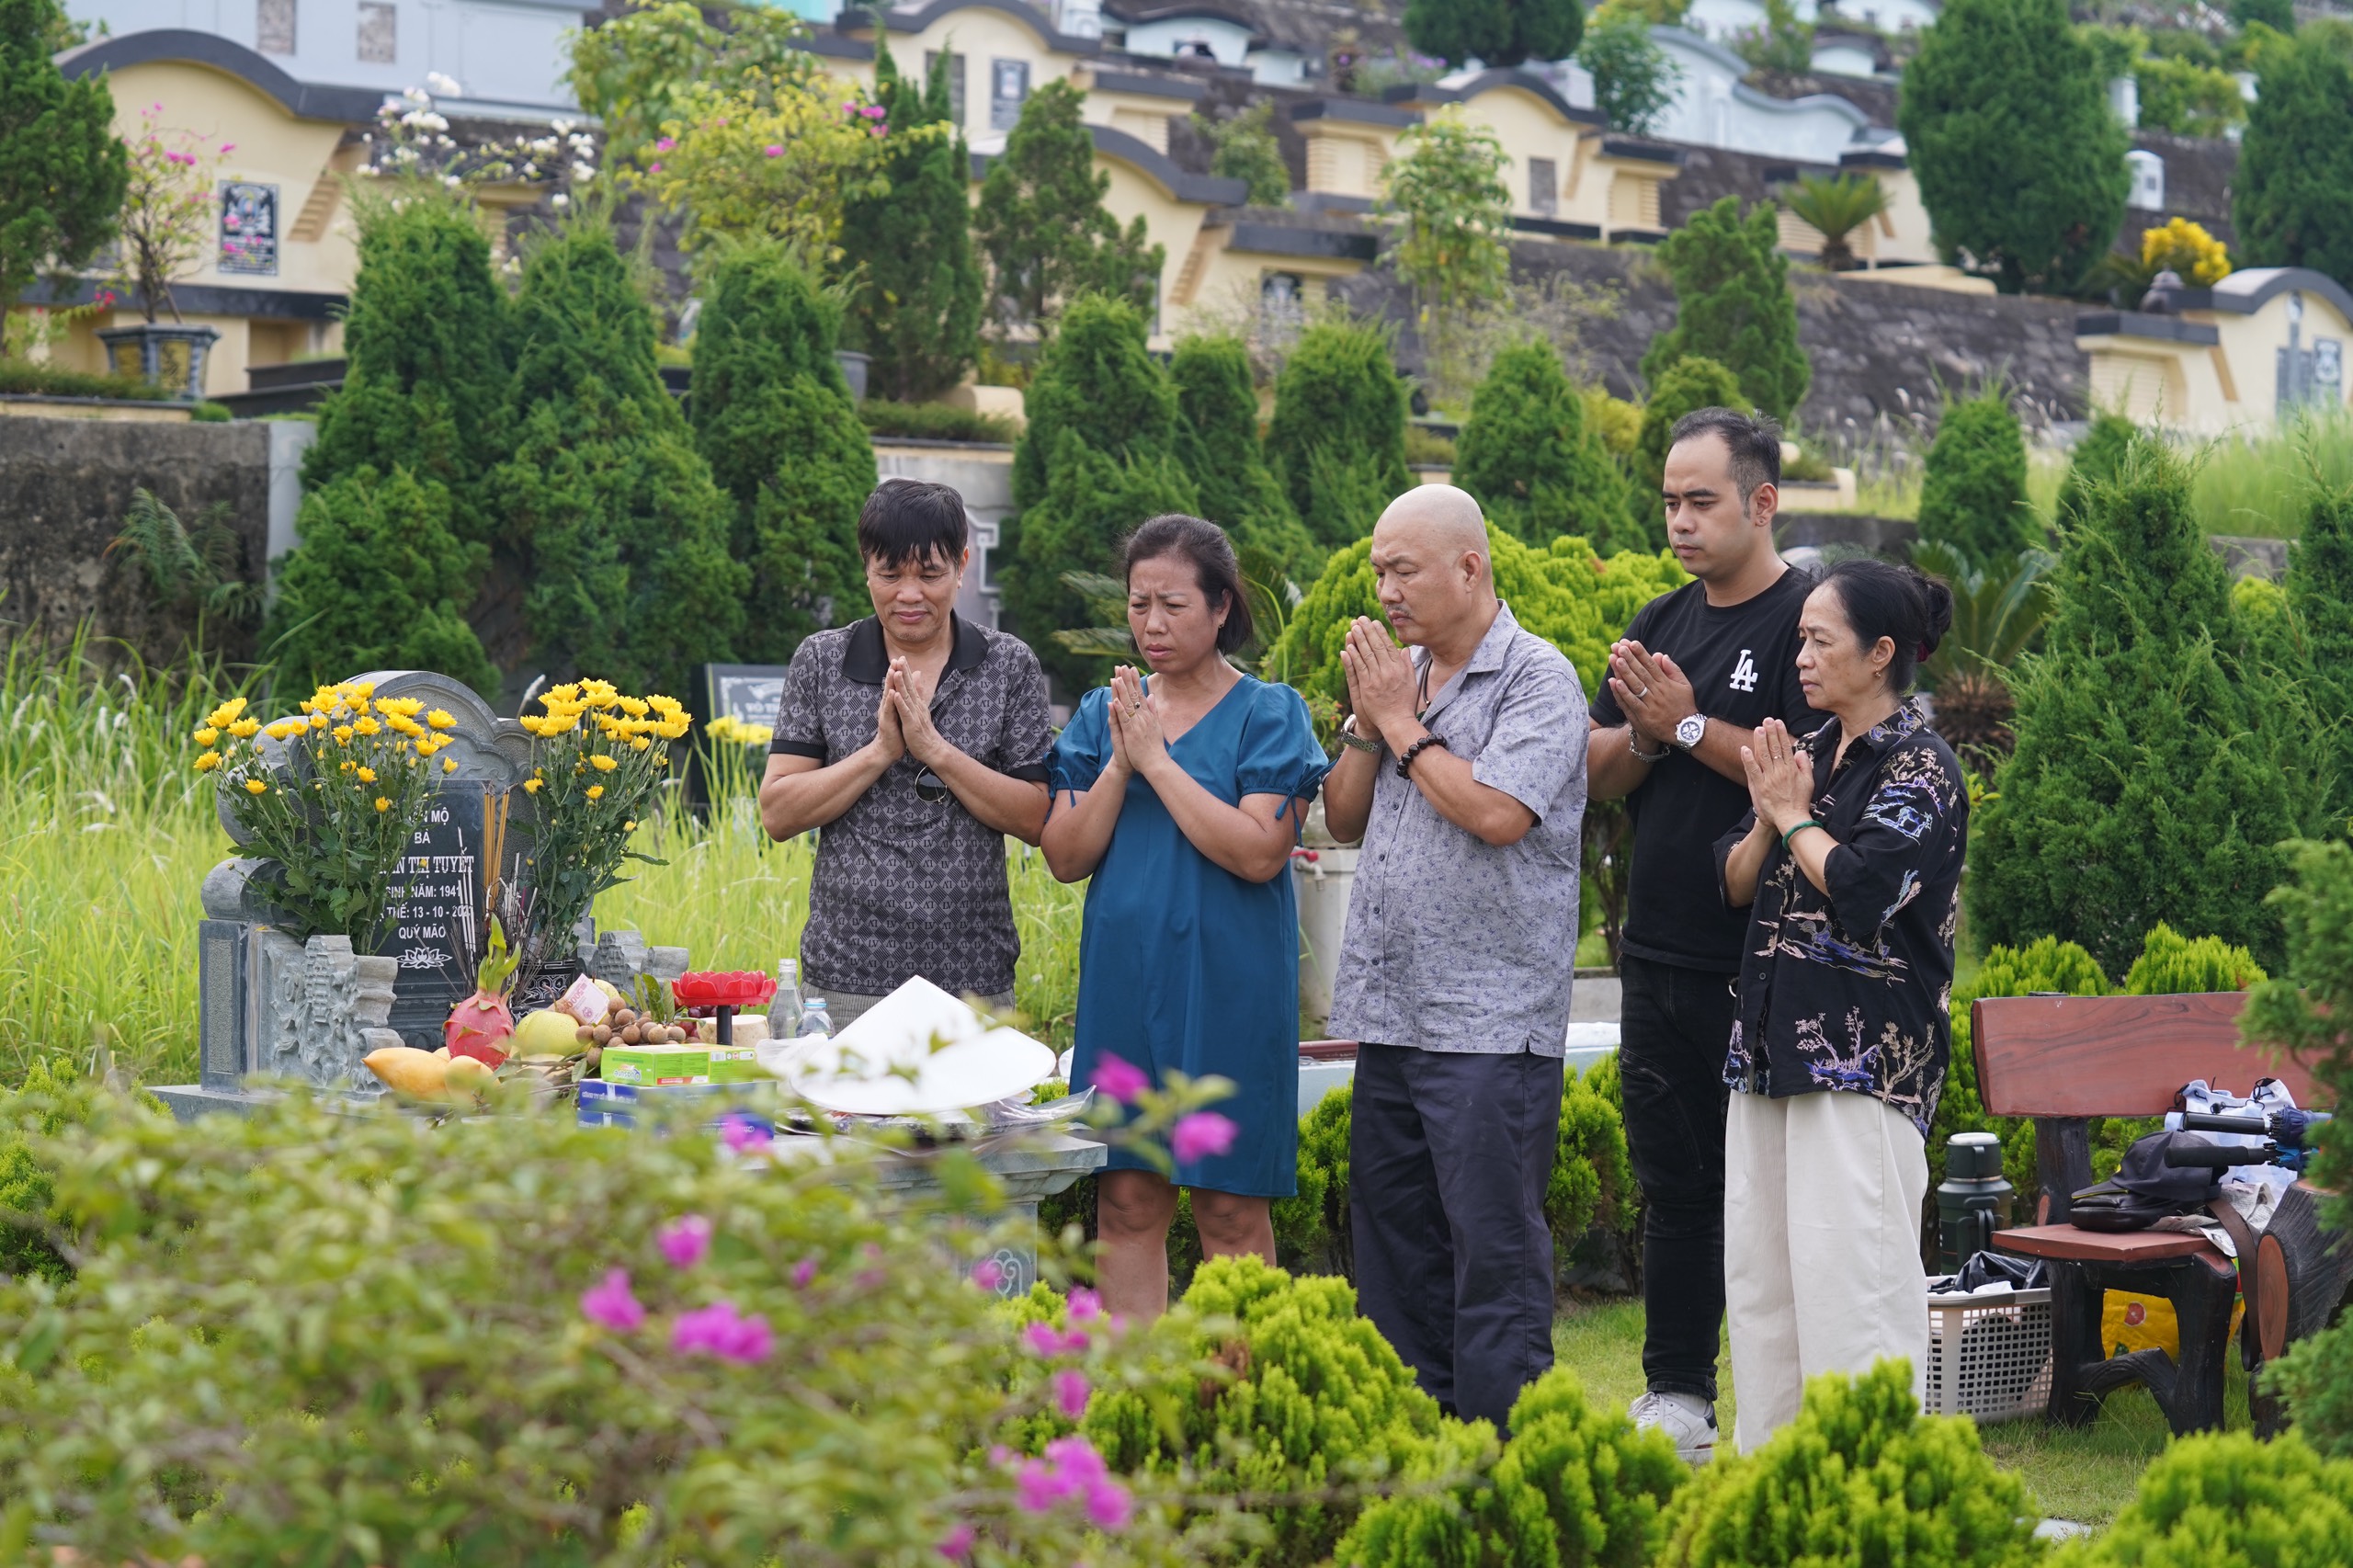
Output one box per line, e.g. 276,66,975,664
1711,699,1969,1137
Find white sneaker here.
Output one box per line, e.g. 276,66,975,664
1629,1389,1718,1465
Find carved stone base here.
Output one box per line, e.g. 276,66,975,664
255,931,404,1096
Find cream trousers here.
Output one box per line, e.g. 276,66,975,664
1724,1086,1930,1453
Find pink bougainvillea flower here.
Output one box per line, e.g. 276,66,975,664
1085,1474,1133,1530
1091,1053,1147,1104
654,135,676,151
1013,1458,1063,1513
659,1213,713,1269
792,1256,819,1288
1052,1368,1090,1419
579,1267,645,1332
763,143,784,157
938,1523,975,1562
221,142,234,153
646,161,663,175
1024,1320,1087,1357
1172,1111,1238,1165
720,1114,770,1153
671,1299,774,1363
972,1257,1005,1291
1067,1287,1103,1323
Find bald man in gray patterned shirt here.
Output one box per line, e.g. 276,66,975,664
1324,485,1589,1430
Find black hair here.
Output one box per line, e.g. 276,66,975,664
858,478,969,568
1123,514,1254,654
1669,406,1783,504
1816,558,1955,693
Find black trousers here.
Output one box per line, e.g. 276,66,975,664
1350,1041,1564,1428
1617,952,1738,1403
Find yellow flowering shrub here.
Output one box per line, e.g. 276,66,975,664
193,683,439,945
2142,217,2232,287
515,680,689,969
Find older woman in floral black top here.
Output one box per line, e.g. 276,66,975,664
1711,559,1966,1453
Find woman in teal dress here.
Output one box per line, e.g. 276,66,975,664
1043,514,1329,1319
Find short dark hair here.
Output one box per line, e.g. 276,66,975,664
1669,407,1783,504
1123,514,1254,654
1816,559,1956,693
858,479,969,568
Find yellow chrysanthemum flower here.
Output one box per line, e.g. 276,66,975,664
624,819,637,831
427,709,455,730
193,752,222,773
310,713,328,730
631,737,651,752
591,754,619,772
375,796,392,812
377,697,424,719
341,760,355,773
442,756,458,773
353,717,381,737
357,767,377,784
229,718,261,739
206,697,248,729
619,697,650,718
244,778,267,796
264,720,301,741
349,682,376,700
333,725,354,744
586,784,605,801
523,778,544,793
193,727,220,747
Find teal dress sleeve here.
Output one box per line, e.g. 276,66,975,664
1234,681,1331,807
1049,687,1113,802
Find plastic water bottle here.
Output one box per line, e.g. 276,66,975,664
797,996,833,1040
767,960,802,1041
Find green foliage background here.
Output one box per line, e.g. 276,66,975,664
1641,199,1809,424
1264,320,1414,552
1635,355,1751,519
976,80,1163,332
1169,334,1321,583
0,0,126,323
1915,392,2039,570
1455,340,1647,555
2234,38,2353,288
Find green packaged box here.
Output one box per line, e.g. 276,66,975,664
600,1041,766,1086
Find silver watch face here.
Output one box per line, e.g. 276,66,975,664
1675,713,1707,749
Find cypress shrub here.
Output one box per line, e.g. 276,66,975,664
836,40,982,402
975,80,1163,331
2073,1430,2353,1564
2121,922,2268,996
1657,1361,2037,1567
1456,340,1644,554
690,242,875,665
1639,198,1809,424
1002,294,1195,688
2053,411,2141,533
1915,390,2037,569
2234,38,2353,287
1264,319,1413,551
264,468,499,699
1169,333,1320,582
1968,441,2306,976
2287,481,2353,830
496,217,746,697
0,0,127,328
302,189,514,548
1634,356,1751,523
1339,1368,1684,1568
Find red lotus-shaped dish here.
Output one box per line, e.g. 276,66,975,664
672,970,778,1009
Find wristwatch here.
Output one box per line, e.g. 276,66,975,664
1673,713,1708,751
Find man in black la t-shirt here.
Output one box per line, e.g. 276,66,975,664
1587,407,1822,1464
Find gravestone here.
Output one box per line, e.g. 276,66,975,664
162,671,537,1119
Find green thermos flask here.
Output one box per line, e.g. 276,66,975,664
1938,1131,2012,1273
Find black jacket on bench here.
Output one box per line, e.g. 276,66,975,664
1712,698,1970,1140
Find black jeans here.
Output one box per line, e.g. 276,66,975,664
1618,953,1738,1403
1350,1042,1564,1429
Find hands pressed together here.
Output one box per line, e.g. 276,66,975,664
873,658,949,767
1606,640,1698,750
1338,617,1416,744
1740,717,1815,835
1104,665,1172,780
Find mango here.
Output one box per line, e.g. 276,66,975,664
444,1054,496,1095
365,1046,450,1099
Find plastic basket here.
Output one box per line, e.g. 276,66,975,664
1924,1288,2052,1423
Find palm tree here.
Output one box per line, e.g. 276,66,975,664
1779,172,1887,271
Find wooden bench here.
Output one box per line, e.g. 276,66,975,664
1972,992,2352,1435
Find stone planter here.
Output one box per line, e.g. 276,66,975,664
835,349,870,402
97,323,220,401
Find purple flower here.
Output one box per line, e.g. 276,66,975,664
721,1114,771,1153
1044,1434,1108,1485
671,1299,774,1363
1013,1458,1063,1512
792,1256,819,1289
1091,1053,1148,1104
1085,1474,1133,1529
861,104,886,117
646,161,664,175
1171,1111,1239,1165
655,135,676,151
972,1258,1006,1291
763,143,784,157
580,1267,645,1332
1024,1320,1069,1357
1052,1368,1090,1419
659,1214,713,1269
1067,1287,1103,1323
938,1523,974,1562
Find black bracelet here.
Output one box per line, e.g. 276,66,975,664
1396,733,1449,778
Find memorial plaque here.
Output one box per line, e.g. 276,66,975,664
381,782,514,1049
699,663,790,736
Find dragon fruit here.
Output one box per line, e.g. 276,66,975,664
445,916,521,1066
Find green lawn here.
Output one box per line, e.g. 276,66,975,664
1551,1294,2249,1529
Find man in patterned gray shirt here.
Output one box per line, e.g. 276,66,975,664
1324,483,1589,1429
759,480,1053,1030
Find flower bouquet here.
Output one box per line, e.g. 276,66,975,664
514,680,690,973
194,682,460,947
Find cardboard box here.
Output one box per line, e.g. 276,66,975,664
600,1041,765,1086
576,1077,772,1131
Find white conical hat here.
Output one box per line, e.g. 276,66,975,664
778,976,1055,1116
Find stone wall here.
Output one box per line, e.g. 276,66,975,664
1336,238,2089,431
0,415,305,667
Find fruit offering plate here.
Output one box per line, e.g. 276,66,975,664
774,1089,1096,1144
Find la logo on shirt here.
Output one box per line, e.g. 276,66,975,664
1729,649,1758,693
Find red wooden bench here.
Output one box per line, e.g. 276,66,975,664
1973,992,2351,1435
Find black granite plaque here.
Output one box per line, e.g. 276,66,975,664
380,784,510,1049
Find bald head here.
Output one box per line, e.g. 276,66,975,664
1374,483,1490,565
1368,484,1499,655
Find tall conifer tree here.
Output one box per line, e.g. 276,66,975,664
0,0,125,332
974,80,1162,332
1640,197,1809,423
1915,390,2038,570
1456,341,1643,553
1264,320,1412,551
1171,335,1319,581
